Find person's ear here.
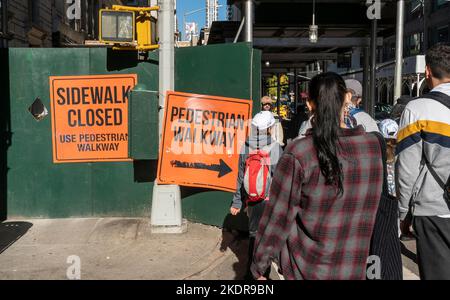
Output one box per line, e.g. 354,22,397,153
425,65,432,80
345,91,352,102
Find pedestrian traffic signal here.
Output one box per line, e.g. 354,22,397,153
100,10,135,44
99,5,159,51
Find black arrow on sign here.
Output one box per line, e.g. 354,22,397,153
170,159,233,178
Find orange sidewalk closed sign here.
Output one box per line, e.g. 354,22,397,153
157,92,253,192
49,74,137,163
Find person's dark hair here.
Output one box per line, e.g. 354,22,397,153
425,43,450,80
309,72,346,196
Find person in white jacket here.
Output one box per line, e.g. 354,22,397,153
261,96,284,146
396,43,450,280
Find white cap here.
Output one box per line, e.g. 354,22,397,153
251,111,276,130
379,119,399,139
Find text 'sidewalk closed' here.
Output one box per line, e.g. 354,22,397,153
50,74,137,163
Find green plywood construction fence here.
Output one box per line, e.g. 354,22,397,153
5,48,158,219
2,43,261,228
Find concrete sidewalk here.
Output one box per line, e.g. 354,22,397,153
0,218,418,280
0,218,256,280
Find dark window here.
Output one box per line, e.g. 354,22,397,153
407,0,423,21
437,26,449,43
0,0,2,30
337,52,352,69
383,41,396,61
404,32,423,56
0,1,3,34
429,26,450,46
436,0,448,8
433,0,449,11
123,0,150,6
29,0,40,27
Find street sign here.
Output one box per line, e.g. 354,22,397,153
157,92,253,192
49,74,137,163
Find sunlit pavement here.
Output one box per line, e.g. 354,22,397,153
0,218,418,280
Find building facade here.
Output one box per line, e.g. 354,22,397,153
329,0,450,104
0,0,159,48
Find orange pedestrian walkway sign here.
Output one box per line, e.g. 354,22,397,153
49,74,137,163
157,92,253,192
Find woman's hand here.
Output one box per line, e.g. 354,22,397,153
230,207,240,215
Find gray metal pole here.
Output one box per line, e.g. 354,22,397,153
158,0,175,136
369,19,377,118
416,73,420,97
422,0,428,52
393,0,405,105
152,0,184,233
244,0,253,42
363,47,370,112
277,73,281,116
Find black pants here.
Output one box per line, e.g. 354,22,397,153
247,200,266,238
246,200,270,279
413,216,450,280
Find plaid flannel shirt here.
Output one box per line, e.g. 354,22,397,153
251,126,383,280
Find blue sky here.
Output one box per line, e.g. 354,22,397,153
177,0,227,39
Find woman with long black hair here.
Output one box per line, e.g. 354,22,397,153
250,72,390,280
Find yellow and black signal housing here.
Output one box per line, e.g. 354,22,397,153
99,5,159,51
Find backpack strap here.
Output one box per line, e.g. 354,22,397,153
419,91,450,197
422,91,450,110
421,148,446,190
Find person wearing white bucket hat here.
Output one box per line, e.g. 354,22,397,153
378,119,399,200
230,110,283,280
251,111,276,131
378,118,415,242
379,118,399,140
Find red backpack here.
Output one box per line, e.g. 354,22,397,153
243,150,271,203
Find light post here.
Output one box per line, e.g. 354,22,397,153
309,0,318,43
393,0,405,104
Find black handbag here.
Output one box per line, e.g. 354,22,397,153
367,132,403,280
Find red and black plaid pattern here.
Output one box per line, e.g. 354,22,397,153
251,126,383,280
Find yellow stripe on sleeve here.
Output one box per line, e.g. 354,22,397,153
397,120,450,142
